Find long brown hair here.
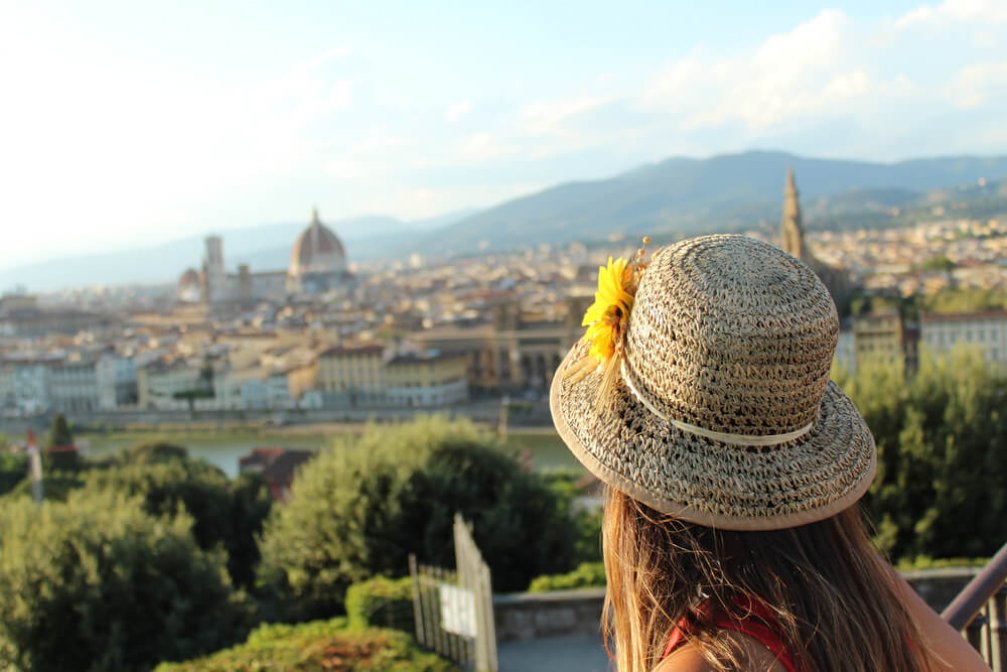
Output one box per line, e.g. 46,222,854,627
602,486,935,672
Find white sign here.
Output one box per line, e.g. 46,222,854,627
439,584,477,638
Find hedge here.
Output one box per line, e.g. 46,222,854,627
527,561,606,593
346,576,416,633
156,619,455,672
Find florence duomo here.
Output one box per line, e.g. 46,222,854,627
177,208,352,305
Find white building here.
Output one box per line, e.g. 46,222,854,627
919,311,1007,366
96,354,138,410
47,357,99,413
238,372,294,410
0,358,51,416
138,359,293,412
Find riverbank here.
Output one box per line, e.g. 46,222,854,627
65,422,575,479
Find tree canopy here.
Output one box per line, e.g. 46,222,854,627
835,346,1007,560
0,490,249,671
84,448,272,588
258,417,576,620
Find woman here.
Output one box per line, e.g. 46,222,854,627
550,235,988,672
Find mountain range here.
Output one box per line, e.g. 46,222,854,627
5,150,1007,292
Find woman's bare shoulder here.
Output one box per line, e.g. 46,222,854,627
651,633,786,672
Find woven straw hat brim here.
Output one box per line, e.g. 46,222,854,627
550,339,877,531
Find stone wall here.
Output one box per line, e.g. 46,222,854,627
493,568,981,642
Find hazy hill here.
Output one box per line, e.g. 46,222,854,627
6,151,1007,291
0,213,463,292
427,150,1007,254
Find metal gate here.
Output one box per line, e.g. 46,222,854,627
409,514,498,672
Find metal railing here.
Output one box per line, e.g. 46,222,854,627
942,542,1007,670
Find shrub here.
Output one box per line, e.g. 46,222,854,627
0,453,27,496
0,489,249,671
527,562,607,593
44,413,81,473
155,620,455,672
540,469,603,565
5,470,83,502
835,346,1007,561
118,440,190,465
346,576,415,633
259,417,576,619
84,457,272,588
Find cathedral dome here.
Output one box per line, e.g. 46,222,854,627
178,267,201,288
289,208,347,278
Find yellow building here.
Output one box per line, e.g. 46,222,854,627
384,352,469,407
853,310,905,368
317,344,385,407
408,295,589,394
283,362,319,403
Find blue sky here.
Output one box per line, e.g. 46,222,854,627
1,0,1005,272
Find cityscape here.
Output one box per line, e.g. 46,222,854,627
3,1,1007,671
2,169,1006,425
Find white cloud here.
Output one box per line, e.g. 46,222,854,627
896,0,1007,29
459,132,512,162
521,95,613,136
950,61,1007,108
444,100,472,123
638,10,886,131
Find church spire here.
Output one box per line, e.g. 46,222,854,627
781,167,807,260
311,206,321,227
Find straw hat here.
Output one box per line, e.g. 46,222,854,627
550,234,876,530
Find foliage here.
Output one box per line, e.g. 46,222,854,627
527,561,607,593
118,440,190,466
5,470,83,502
258,417,576,620
849,292,902,318
47,413,74,448
84,456,272,588
345,577,415,633
155,621,455,672
920,287,1007,315
918,254,955,274
540,469,603,565
0,489,249,672
0,453,27,496
835,346,1007,560
44,413,81,473
895,556,987,572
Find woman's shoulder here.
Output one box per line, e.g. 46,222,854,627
652,632,787,672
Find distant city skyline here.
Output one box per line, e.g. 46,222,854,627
1,0,1006,273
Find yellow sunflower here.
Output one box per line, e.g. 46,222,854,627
582,257,635,364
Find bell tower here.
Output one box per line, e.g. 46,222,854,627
780,168,809,261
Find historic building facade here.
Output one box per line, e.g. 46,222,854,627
177,209,350,306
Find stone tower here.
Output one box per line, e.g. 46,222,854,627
779,169,853,314
781,167,810,260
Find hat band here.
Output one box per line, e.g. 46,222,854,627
619,360,814,447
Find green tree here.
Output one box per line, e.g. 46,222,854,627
118,440,190,466
839,346,1007,561
84,457,272,588
0,453,27,496
44,413,80,473
540,469,602,564
0,490,249,672
919,254,955,274
258,417,576,620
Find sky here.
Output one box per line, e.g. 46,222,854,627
1,0,1006,273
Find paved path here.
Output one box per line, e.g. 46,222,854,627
498,633,611,672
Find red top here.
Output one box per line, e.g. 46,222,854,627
663,595,800,672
